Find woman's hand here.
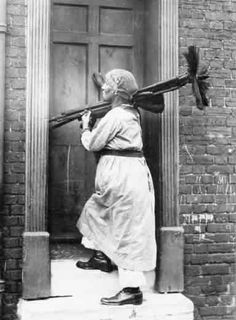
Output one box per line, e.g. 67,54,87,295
81,110,92,130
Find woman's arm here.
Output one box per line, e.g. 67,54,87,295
81,109,121,151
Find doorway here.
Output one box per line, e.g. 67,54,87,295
49,0,146,241
23,0,179,300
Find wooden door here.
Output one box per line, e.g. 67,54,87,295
49,0,144,240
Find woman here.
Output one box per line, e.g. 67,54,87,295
76,69,157,306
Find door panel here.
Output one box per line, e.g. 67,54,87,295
51,43,88,143
53,4,88,32
49,0,144,240
100,8,134,34
100,47,133,74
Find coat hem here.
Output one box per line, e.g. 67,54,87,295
77,221,157,272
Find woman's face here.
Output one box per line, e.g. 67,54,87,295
101,79,115,102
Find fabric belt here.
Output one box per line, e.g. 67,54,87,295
99,149,144,158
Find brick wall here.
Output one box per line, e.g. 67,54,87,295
179,1,236,319
2,1,26,319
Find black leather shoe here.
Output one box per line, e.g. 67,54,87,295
76,251,115,273
100,287,143,306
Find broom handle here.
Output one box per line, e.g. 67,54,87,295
49,101,110,122
50,70,208,129
50,104,112,128
136,73,188,94
135,71,207,95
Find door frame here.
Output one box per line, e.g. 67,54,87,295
22,0,179,298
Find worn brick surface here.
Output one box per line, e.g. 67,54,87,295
179,1,236,319
1,2,26,320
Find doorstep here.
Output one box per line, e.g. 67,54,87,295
17,259,194,320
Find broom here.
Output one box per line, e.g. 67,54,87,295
50,46,209,129
133,46,209,110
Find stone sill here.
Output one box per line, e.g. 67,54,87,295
18,260,193,320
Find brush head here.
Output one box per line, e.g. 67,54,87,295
184,46,210,110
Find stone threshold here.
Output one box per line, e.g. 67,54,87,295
18,259,194,320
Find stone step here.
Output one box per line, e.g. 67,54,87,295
18,292,194,320
17,260,194,320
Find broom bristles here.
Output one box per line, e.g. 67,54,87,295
183,46,209,109
183,46,199,78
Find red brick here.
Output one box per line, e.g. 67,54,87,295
5,260,18,270
220,295,234,306
207,223,236,233
10,205,24,215
4,141,25,152
207,233,234,243
188,254,209,265
192,155,214,164
184,244,194,254
215,156,228,164
4,184,25,195
214,214,229,223
208,243,235,254
192,165,206,174
229,214,236,222
179,185,192,194
3,248,22,259
192,204,206,213
4,281,19,293
202,264,230,275
2,216,19,226
10,227,24,237
200,306,228,316
185,265,201,276
4,270,21,281
207,165,234,174
184,286,201,296
195,244,208,254
225,80,236,88
201,284,228,295
230,282,236,295
180,204,192,214
7,4,26,15
201,175,214,184
4,174,25,184
214,204,235,213
206,296,220,306
11,163,25,173
3,195,18,205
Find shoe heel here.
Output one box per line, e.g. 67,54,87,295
133,297,143,305
100,263,113,273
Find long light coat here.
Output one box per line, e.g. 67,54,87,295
77,104,157,271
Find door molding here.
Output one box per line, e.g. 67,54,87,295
143,0,180,227
23,0,51,299
156,0,184,292
23,0,180,298
157,0,180,227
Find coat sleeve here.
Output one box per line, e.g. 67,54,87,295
81,110,121,151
